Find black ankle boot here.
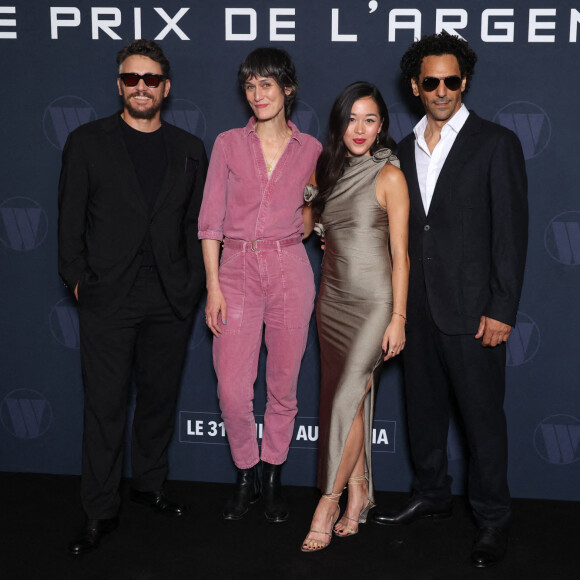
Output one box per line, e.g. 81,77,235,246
222,465,261,520
262,461,289,523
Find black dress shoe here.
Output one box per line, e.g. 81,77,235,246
68,517,119,555
372,497,452,525
223,465,261,520
130,489,186,516
471,526,508,568
262,461,289,523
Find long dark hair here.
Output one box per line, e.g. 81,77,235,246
311,82,396,218
238,47,298,119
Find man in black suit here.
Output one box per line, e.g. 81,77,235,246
58,39,207,555
372,32,528,568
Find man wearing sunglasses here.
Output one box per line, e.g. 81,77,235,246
372,32,528,569
58,39,207,555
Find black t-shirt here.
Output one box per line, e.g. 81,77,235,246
120,117,167,266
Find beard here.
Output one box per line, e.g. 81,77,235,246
123,92,163,120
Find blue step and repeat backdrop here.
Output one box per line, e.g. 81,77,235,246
1,0,579,501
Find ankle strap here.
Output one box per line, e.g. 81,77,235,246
347,474,368,486
321,491,342,503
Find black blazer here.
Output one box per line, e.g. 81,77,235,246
398,112,528,335
58,113,208,318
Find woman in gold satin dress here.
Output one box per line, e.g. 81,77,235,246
301,82,409,552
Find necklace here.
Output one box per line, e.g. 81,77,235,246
265,135,289,174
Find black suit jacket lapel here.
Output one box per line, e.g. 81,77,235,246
104,115,149,215
428,112,482,215
399,137,426,220
152,130,179,216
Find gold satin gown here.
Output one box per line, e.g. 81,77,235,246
309,149,399,500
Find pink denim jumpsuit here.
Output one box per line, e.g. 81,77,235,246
198,118,321,468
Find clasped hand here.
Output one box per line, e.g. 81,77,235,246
475,316,511,347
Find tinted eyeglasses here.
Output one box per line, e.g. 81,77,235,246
421,76,462,92
118,73,166,88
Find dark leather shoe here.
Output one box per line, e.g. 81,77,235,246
262,461,289,523
223,465,261,520
68,517,119,555
130,489,186,516
372,497,452,525
471,526,508,568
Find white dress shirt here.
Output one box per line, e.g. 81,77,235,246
414,104,470,214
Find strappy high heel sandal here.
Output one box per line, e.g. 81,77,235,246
301,492,341,552
334,474,375,537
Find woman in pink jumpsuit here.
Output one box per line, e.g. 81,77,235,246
198,48,321,522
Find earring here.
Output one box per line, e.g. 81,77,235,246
376,135,380,146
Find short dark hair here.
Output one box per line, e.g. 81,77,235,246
311,81,397,218
238,47,298,119
400,31,477,94
116,39,171,78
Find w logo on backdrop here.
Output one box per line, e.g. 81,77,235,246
0,197,48,251
1,389,53,439
290,100,320,139
387,102,420,144
507,312,540,366
49,297,80,349
544,211,580,266
43,96,97,150
493,102,551,160
164,99,207,139
534,415,580,465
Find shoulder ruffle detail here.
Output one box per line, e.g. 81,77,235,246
303,183,319,203
373,148,400,168
314,222,325,237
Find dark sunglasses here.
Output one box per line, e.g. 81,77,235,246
118,73,166,88
421,76,462,92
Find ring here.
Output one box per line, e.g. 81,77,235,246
390,349,395,353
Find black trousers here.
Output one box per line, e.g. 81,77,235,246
403,295,511,529
78,266,193,519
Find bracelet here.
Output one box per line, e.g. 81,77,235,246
393,311,407,321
